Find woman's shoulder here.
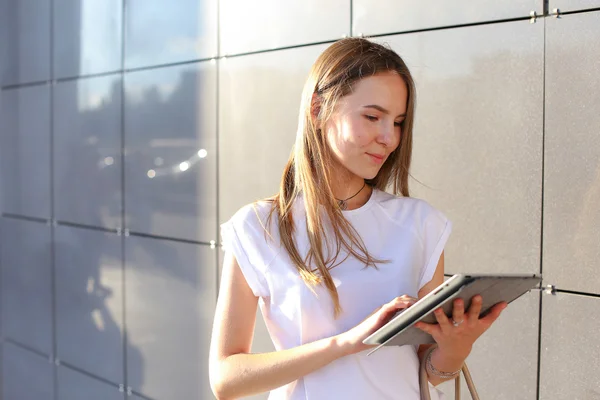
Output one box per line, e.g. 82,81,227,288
374,189,442,220
373,190,451,242
225,197,278,232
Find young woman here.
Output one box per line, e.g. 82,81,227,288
209,37,507,400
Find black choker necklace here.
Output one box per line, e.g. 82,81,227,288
336,181,366,210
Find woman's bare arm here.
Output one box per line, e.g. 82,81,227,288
417,251,464,387
416,251,507,387
208,251,348,399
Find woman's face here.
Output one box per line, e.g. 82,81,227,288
323,71,408,180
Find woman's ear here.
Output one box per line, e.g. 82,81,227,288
311,93,322,129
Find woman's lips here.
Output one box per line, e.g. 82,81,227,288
366,152,385,164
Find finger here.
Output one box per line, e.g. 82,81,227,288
393,295,418,304
480,302,508,325
388,296,417,309
433,307,452,335
452,298,465,326
467,295,483,323
414,321,439,337
378,300,407,317
376,297,417,324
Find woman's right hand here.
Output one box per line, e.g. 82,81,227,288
336,295,417,356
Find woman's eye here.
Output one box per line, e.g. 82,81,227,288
365,115,378,122
394,121,403,127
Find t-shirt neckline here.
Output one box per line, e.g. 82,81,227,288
341,187,378,216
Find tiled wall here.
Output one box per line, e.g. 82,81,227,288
0,1,598,399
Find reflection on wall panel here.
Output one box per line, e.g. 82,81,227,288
2,342,54,400
548,0,600,12
219,0,349,55
53,0,122,78
218,44,328,223
53,75,123,229
353,0,541,37
55,225,124,385
125,236,216,399
125,0,218,69
540,293,600,398
0,218,53,354
0,85,51,219
57,365,125,400
381,20,543,276
543,11,600,294
124,61,217,243
0,0,51,85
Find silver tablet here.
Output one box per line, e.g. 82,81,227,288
363,273,542,354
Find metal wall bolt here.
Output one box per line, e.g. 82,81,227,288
124,229,130,237
551,8,561,18
529,11,537,24
210,240,216,249
54,358,61,366
127,387,133,396
119,384,125,393
544,284,557,295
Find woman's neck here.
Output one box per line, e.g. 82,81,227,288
330,175,372,211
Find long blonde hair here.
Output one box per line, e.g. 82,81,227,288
266,38,417,317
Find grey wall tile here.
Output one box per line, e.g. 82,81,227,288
218,44,328,223
55,225,124,385
125,236,217,399
53,0,122,79
57,366,124,400
437,291,540,399
0,0,51,85
0,218,52,354
0,85,51,219
124,62,217,242
540,293,600,399
53,75,122,229
380,20,544,275
543,12,600,294
219,0,349,55
2,342,54,400
125,0,218,69
549,0,600,12
353,0,542,37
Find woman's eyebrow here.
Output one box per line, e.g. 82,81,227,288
362,104,406,118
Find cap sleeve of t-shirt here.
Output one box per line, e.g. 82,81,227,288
418,202,453,291
220,207,270,298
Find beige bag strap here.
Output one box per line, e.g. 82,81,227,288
419,345,480,400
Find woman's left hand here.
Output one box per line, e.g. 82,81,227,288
414,295,508,359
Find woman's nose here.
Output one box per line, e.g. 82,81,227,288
377,124,395,146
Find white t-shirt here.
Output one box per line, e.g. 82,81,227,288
220,188,451,400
